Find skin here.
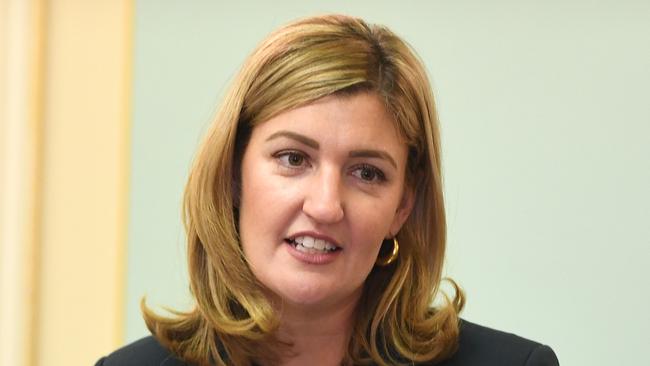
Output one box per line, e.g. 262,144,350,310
238,92,414,365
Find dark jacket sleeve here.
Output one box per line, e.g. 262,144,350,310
524,344,559,366
96,322,559,366
94,336,188,366
436,320,559,366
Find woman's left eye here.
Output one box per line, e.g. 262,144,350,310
351,164,386,184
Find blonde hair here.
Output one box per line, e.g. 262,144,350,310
143,14,464,366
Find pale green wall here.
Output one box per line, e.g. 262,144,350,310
127,1,650,364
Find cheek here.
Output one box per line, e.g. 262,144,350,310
239,159,303,250
239,156,270,254
356,194,401,231
348,196,403,259
241,175,300,222
240,157,274,219
349,209,395,257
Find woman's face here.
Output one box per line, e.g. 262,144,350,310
238,92,413,310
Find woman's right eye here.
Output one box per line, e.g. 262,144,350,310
275,151,308,168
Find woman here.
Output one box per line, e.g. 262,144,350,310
97,14,558,366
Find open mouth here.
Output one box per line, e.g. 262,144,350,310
285,236,341,254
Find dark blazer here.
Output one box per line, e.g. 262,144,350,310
95,320,559,366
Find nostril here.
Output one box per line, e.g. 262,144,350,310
302,200,344,224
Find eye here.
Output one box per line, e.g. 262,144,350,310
351,164,386,184
275,150,308,169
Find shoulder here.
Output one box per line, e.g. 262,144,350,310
431,319,559,366
94,336,191,366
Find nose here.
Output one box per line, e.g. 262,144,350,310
302,166,344,224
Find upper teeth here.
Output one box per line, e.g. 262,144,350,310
293,236,338,251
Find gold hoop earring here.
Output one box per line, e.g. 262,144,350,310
376,237,399,266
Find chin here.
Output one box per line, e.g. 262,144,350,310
277,282,334,307
254,265,366,310
273,278,362,311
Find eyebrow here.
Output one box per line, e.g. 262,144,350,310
265,131,319,149
349,150,397,169
265,130,397,169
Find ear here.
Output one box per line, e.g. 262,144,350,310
388,186,415,237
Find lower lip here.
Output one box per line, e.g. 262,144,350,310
285,242,341,265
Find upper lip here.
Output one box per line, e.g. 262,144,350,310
287,231,343,248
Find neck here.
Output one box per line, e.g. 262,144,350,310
275,290,361,366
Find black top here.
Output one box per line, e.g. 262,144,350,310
95,320,559,365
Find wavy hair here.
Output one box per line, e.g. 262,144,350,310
143,14,464,366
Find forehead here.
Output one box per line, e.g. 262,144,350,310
251,93,405,149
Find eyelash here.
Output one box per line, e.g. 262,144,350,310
273,150,387,184
352,164,386,183
274,150,310,169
